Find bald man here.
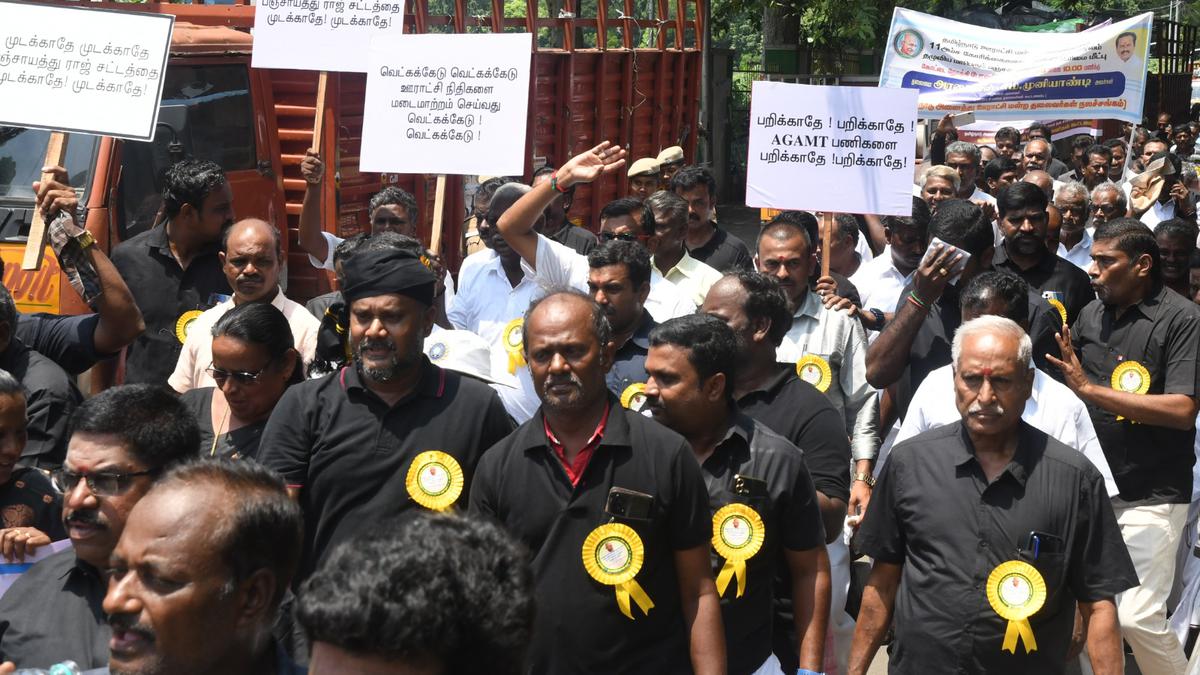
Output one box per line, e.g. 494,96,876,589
168,218,321,392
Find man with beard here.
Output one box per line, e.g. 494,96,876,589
1021,138,1055,178
0,386,200,670
260,247,513,582
106,159,234,387
993,182,1095,326
1076,144,1113,192
1156,218,1199,298
168,219,320,392
1054,182,1094,270
101,460,304,675
671,166,753,273
531,166,597,256
469,291,725,674
1048,218,1200,675
642,314,830,675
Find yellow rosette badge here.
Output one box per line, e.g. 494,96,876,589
711,503,765,598
1046,298,1067,327
986,560,1046,654
175,310,204,344
1111,360,1150,421
582,523,654,620
405,450,464,511
502,318,526,375
795,354,833,392
620,383,647,411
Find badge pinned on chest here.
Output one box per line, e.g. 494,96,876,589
1041,291,1067,327
711,503,766,598
581,522,655,620
986,560,1046,654
502,318,526,375
175,310,204,344
620,383,647,412
1111,360,1150,421
795,354,832,392
405,450,464,511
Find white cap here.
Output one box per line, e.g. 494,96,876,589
424,329,513,387
657,146,684,164
627,157,661,178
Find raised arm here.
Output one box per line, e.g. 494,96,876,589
297,149,330,262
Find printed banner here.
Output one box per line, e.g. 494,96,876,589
879,8,1152,123
957,119,1100,146
745,82,918,217
251,0,406,73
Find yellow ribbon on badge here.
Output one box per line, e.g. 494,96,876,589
711,503,765,598
405,451,464,511
1046,298,1067,327
986,560,1046,655
502,318,526,375
582,523,654,620
795,354,833,392
620,383,647,411
1111,360,1150,421
175,310,204,344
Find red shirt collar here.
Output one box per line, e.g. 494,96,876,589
544,402,611,487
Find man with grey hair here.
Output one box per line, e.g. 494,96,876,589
1055,181,1094,270
850,314,1137,675
1089,182,1128,232
945,141,998,207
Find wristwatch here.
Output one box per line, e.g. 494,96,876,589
853,471,876,488
72,229,95,249
867,307,885,330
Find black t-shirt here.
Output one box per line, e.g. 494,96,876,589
0,468,64,538
16,313,114,376
688,227,753,273
0,549,109,670
1071,285,1200,503
469,400,710,674
179,387,266,461
994,245,1095,327
304,290,341,321
259,359,514,580
858,422,1137,675
0,340,81,469
700,415,824,674
110,225,229,386
607,312,654,403
549,223,598,256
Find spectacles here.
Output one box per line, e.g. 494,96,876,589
53,469,155,497
599,231,646,243
206,364,270,387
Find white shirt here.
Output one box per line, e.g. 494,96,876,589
1056,228,1093,271
654,251,723,307
849,247,912,317
524,233,697,322
168,290,322,393
1140,199,1177,230
893,364,1119,497
447,255,544,423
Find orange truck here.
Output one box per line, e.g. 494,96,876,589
0,0,703,313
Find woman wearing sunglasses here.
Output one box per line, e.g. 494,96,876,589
180,302,301,460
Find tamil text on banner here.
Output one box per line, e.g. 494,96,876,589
879,8,1152,123
745,82,918,217
0,0,173,140
251,0,407,72
359,33,532,177
957,119,1100,146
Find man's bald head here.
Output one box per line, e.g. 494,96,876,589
524,290,613,413
1022,170,1054,200
221,218,282,303
222,218,281,257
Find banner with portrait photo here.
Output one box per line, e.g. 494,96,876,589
879,8,1152,123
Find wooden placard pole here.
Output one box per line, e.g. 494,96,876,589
23,132,69,271
313,71,329,156
820,211,833,279
430,174,447,255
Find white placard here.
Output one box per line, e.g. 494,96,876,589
746,82,917,217
251,0,406,73
0,1,173,141
360,33,532,176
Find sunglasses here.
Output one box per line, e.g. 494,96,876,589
53,468,155,497
599,231,647,243
206,363,271,387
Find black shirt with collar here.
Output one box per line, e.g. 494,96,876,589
549,223,598,256
16,313,114,376
110,224,230,386
607,311,655,402
0,467,64,538
1,339,81,469
259,358,514,580
0,548,109,670
469,398,710,674
894,282,1061,420
858,422,1137,675
700,414,825,675
1071,284,1200,503
737,365,851,503
994,244,1095,326
688,226,753,273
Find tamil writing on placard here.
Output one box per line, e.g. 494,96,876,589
259,0,401,32
755,112,912,172
251,0,408,73
0,36,159,98
382,65,520,144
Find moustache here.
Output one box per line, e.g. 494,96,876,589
65,509,105,528
108,614,156,642
359,338,396,353
968,401,1005,416
543,373,583,390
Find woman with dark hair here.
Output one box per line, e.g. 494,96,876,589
180,302,300,460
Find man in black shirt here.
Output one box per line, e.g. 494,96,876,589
104,460,304,675
671,167,753,273
586,241,658,404
993,182,1094,326
0,386,200,671
532,165,598,255
0,371,63,555
1048,217,1200,675
259,247,513,580
107,159,233,387
643,314,829,675
1155,217,1198,299
469,290,724,674
851,315,1136,675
